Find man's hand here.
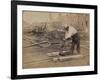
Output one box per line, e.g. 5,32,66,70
63,37,71,41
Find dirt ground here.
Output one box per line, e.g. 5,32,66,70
22,34,89,69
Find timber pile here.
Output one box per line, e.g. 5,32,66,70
47,51,84,62
52,54,83,62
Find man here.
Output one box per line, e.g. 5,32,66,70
60,25,80,55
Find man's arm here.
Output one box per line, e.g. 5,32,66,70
63,31,72,41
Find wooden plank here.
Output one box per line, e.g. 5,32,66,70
24,41,49,48
52,54,83,62
47,51,70,57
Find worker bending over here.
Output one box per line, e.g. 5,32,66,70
60,25,80,56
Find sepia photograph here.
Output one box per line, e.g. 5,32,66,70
11,1,97,79
22,11,90,69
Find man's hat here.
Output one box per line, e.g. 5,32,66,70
63,24,69,31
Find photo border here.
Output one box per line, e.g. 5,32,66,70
11,0,97,79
